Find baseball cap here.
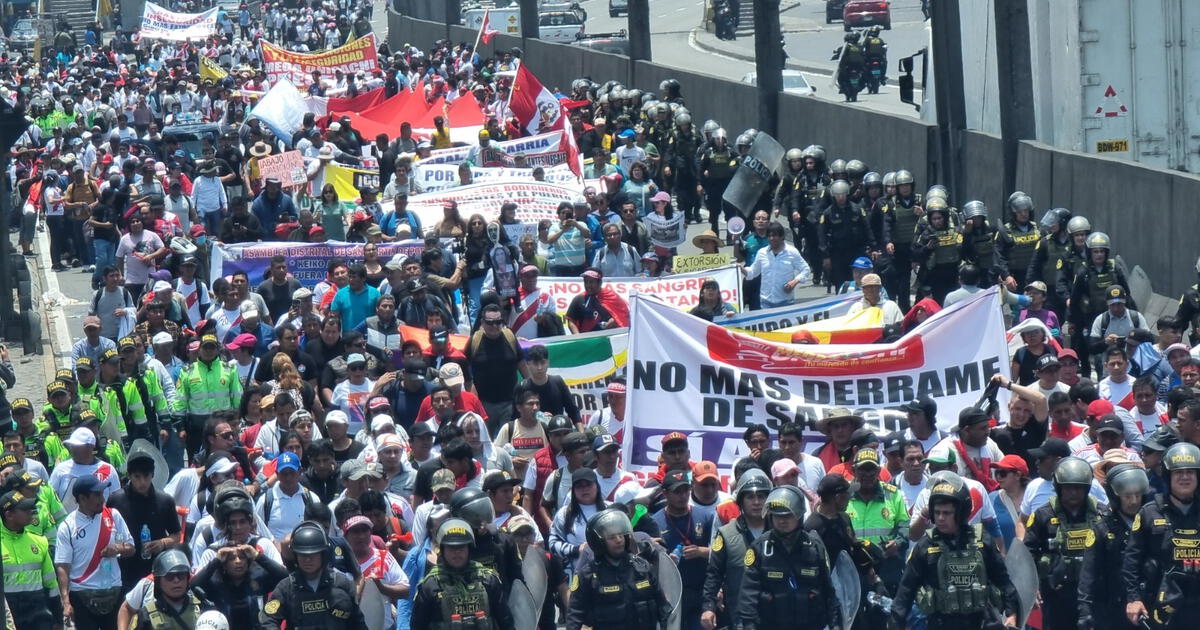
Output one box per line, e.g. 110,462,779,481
368,397,392,410
275,452,301,473
82,315,102,330
64,428,96,448
483,469,520,491
848,428,879,449
957,407,990,429
429,326,449,343
881,432,905,454
117,336,137,351
1057,348,1080,364
75,357,95,372
1107,285,1127,304
1029,437,1072,459
817,473,851,497
860,273,882,287
900,395,937,419
292,287,313,301
572,468,599,486
770,457,799,478
923,446,956,465
1087,399,1115,421
0,452,19,471
200,334,220,347
1037,354,1060,371
238,301,259,319
78,409,99,425
152,331,174,346
1025,281,1048,293
100,348,120,363
376,434,406,451
431,468,456,491
995,454,1029,477
853,448,881,469
346,353,367,367
325,410,349,425
46,380,70,397
1095,414,1124,435
505,514,536,534
661,432,688,448
339,459,370,482
662,469,690,491
152,280,172,292
10,399,32,414
227,332,258,352
0,490,38,512
692,461,719,484
72,476,106,497
438,363,465,388
409,422,435,439
370,415,396,433
592,433,619,452
341,515,373,533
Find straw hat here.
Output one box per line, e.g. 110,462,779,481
691,229,725,249
249,141,272,158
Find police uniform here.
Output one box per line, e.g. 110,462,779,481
1023,496,1102,630
471,527,523,588
412,559,513,630
912,212,962,303
701,514,761,628
959,220,1000,288
566,542,670,630
1068,260,1133,378
0,491,60,630
1078,506,1138,630
258,567,363,630
133,592,206,630
1174,276,1200,345
891,528,1018,630
667,126,703,223
699,143,738,231
818,201,876,289
1027,232,1072,314
1122,495,1200,629
995,219,1040,289
883,192,924,311
736,527,840,630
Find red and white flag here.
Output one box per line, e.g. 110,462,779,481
480,10,499,44
510,63,565,136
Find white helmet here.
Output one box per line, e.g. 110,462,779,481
196,611,230,630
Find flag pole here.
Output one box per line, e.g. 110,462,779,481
472,9,488,56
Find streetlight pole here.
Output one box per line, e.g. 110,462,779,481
752,0,782,136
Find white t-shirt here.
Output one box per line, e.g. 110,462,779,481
124,576,154,609
1100,377,1135,410
50,459,121,502
927,437,1005,482
1132,404,1168,434
899,474,927,511
595,468,642,504
116,231,165,286
797,453,827,491
332,379,375,437
1019,477,1109,516
254,484,321,541
55,508,134,591
587,408,626,445
357,547,408,627
908,476,995,527
211,306,242,342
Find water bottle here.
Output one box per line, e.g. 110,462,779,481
672,544,683,564
140,524,152,559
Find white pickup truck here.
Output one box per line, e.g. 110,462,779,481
537,10,585,43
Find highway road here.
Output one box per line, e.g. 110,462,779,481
570,0,929,118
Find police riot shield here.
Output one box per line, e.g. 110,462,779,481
722,132,786,216
832,550,861,630
127,439,169,490
509,579,539,630
657,545,683,630
521,546,548,616
1004,538,1038,628
1126,261,1153,313
360,577,388,630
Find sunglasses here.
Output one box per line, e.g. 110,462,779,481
217,431,235,440
483,319,503,326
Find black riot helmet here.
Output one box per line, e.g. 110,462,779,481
927,471,971,527
450,487,496,532
585,508,635,556
291,521,333,563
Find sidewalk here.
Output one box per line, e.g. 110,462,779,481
693,14,837,77
5,230,58,405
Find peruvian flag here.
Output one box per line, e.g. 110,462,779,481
510,64,565,136
480,10,499,44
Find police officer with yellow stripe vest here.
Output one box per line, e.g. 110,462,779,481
1123,443,1200,630
413,518,514,630
259,521,363,630
0,486,60,630
890,471,1018,630
567,508,670,630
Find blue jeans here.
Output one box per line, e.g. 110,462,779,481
202,211,223,238
466,275,485,323
93,239,116,288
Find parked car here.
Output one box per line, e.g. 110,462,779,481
573,30,629,55
538,10,584,43
825,0,847,23
9,18,36,51
741,70,817,96
843,0,890,30
609,0,628,17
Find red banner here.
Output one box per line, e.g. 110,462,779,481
260,34,380,87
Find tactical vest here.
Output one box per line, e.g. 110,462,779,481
753,532,829,624
932,226,963,267
713,520,754,615
1040,234,1070,285
966,224,996,264
865,37,885,57
42,408,77,443
1137,495,1200,626
670,131,700,171
1038,497,1101,591
431,565,495,630
585,553,659,629
1004,222,1039,273
891,197,923,249
705,148,736,181
134,594,201,630
917,539,997,615
842,43,864,66
1082,261,1118,316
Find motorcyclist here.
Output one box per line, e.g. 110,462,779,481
863,27,889,84
837,33,866,102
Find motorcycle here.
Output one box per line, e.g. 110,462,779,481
831,45,863,102
865,58,884,94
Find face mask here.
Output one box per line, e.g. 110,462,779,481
195,236,208,246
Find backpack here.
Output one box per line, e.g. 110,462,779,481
91,287,133,317
262,486,314,526
469,327,520,358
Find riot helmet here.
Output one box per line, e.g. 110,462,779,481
152,549,190,577
702,119,720,137
1052,456,1093,488
926,185,949,202
1067,216,1091,234
894,169,914,186
926,470,971,526
862,171,883,190
449,487,496,531
712,128,728,145
829,180,851,197
736,133,753,149
291,521,332,560
785,148,804,162
675,113,692,127
1084,231,1111,251
962,200,988,221
829,159,847,179
1105,463,1149,500
584,508,634,555
882,171,896,189
806,145,827,163
1008,192,1033,215
1163,443,1200,473
436,518,477,548
845,159,867,179
925,197,950,217
734,468,772,503
765,485,806,521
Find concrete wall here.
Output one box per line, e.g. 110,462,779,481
958,130,1005,221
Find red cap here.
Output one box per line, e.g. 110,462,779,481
1086,399,1115,420
226,332,258,351
692,461,719,483
996,454,1029,477
101,154,113,164
661,432,688,447
309,225,326,235
1058,348,1079,363
189,224,206,237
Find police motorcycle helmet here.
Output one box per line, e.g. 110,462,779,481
862,171,883,191
844,32,858,43
764,484,807,525
894,169,915,186
1103,463,1149,504
829,159,848,180
449,487,496,531
926,470,971,525
1066,215,1091,235
213,485,255,528
1163,442,1200,475
1052,456,1093,490
1084,231,1111,252
1008,192,1034,215
436,518,478,549
153,549,191,577
829,180,851,197
291,520,334,563
585,508,636,555
962,200,988,221
845,159,867,180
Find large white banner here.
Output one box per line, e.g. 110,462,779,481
140,2,219,41
420,131,566,166
536,265,744,314
405,181,579,234
622,288,1011,473
412,163,578,193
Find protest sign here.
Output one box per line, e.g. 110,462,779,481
412,163,578,193
531,292,862,424
420,131,567,166
140,2,218,41
260,34,380,87
670,253,730,274
257,151,307,188
406,181,580,234
537,266,743,314
212,240,426,287
622,288,1010,473
741,306,885,344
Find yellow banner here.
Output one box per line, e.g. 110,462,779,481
324,163,381,202
260,34,379,86
671,253,730,274
200,56,228,82
738,306,884,344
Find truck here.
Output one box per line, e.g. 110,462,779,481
461,6,522,38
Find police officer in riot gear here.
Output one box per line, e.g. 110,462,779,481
837,33,866,101
890,472,1019,630
775,148,807,222
861,172,891,259
883,169,923,311
1024,456,1103,630
701,469,771,630
863,27,889,83
259,521,364,630
829,159,848,183
667,113,704,224
738,485,841,630
1078,464,1149,630
912,198,961,303
996,193,1040,291
959,201,1001,288
414,518,515,630
567,509,672,630
1174,256,1200,345
820,180,877,292
1055,215,1093,313
1068,231,1134,378
699,129,739,232
1123,443,1200,629
449,487,523,588
794,148,833,281
1028,208,1073,312
845,159,868,197
132,550,207,630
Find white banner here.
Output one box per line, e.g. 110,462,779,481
420,131,565,166
248,80,307,147
140,2,219,41
622,288,1011,473
536,265,743,314
413,163,578,193
405,181,580,235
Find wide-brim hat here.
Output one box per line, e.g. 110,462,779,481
249,141,272,157
691,229,725,249
814,408,865,433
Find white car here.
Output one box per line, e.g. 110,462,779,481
741,70,817,96
538,11,584,43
